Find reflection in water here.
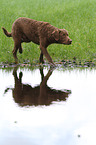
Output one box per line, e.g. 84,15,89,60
6,67,71,106
1,67,96,145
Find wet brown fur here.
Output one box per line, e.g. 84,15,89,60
2,17,72,65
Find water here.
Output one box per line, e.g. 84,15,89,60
0,66,96,145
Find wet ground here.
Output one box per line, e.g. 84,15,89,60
0,64,96,145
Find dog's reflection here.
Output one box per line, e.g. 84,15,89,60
10,67,71,106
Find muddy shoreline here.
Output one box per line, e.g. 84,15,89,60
0,60,96,68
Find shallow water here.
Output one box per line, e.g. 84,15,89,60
0,66,96,145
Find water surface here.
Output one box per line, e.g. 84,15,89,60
0,66,96,145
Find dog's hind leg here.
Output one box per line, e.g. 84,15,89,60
19,44,23,54
12,40,22,63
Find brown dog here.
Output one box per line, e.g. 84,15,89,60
2,17,72,65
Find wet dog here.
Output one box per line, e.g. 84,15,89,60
2,17,72,65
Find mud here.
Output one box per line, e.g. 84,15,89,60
0,59,96,69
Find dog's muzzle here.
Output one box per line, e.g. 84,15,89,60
69,39,72,44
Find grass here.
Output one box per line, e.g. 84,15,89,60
0,0,96,64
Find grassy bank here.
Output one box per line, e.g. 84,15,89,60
0,0,96,64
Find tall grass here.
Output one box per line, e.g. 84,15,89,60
0,0,96,63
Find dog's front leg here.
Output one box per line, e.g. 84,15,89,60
40,45,54,65
39,52,44,64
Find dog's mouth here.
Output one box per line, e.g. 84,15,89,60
63,40,72,45
68,41,72,45
69,39,72,44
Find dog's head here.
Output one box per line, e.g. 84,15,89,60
52,29,72,45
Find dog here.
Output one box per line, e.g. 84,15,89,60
2,17,72,65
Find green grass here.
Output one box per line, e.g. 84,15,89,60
0,0,96,64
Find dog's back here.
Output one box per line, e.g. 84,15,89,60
12,17,51,45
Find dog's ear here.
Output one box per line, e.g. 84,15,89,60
52,30,59,41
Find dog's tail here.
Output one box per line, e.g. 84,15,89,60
2,27,12,37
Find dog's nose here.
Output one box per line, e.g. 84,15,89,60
69,39,72,44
